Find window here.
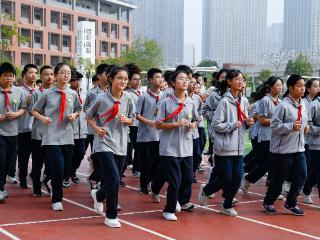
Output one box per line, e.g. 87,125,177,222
51,11,59,24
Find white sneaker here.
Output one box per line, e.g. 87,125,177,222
220,207,238,217
6,176,17,184
3,190,8,198
52,202,64,211
208,193,215,199
104,218,121,228
0,191,5,202
241,177,250,194
277,194,285,200
91,189,104,213
117,204,122,211
163,212,177,221
301,192,313,204
176,201,181,212
181,203,194,211
198,183,208,206
282,181,291,193
232,198,239,205
151,191,160,203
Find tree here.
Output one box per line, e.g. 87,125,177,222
104,38,163,71
0,13,28,62
258,69,272,83
197,59,218,67
284,53,314,76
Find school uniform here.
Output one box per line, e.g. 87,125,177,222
30,86,50,194
68,89,88,182
17,84,35,186
245,95,280,184
264,95,308,208
196,94,206,154
32,85,82,204
156,94,198,213
86,90,135,219
203,91,249,209
303,96,313,170
127,88,141,174
0,85,26,193
303,96,320,197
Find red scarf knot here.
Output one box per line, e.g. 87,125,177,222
236,100,247,122
99,101,120,125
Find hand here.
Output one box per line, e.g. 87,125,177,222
5,111,18,120
147,120,156,128
119,114,131,125
245,118,254,126
68,113,77,122
95,127,107,138
293,121,301,132
189,122,197,131
41,116,52,126
236,121,242,128
304,124,310,134
0,114,5,122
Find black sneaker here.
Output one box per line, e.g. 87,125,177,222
284,204,304,216
63,179,71,188
139,187,149,195
20,182,28,189
263,204,277,214
71,175,80,184
33,190,42,197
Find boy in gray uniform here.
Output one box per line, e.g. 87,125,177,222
0,63,26,202
17,64,37,188
30,65,54,196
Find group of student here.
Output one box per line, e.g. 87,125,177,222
0,61,319,229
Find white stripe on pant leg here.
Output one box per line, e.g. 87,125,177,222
0,227,21,240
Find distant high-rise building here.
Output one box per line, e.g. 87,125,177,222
202,0,267,64
126,0,184,67
267,23,283,53
283,0,320,51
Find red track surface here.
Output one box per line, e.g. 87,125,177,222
0,155,320,240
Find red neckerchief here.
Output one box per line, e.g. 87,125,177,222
23,84,34,94
236,98,247,122
99,91,120,125
1,89,11,112
147,89,160,103
58,90,66,126
161,95,184,122
288,96,302,121
130,88,141,97
39,85,43,93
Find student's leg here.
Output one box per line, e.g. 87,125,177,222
286,152,307,207
264,153,291,205
192,138,202,173
0,136,7,191
198,127,206,154
178,156,193,205
95,152,120,219
223,156,243,208
303,150,319,196
69,138,87,178
150,141,160,183
17,132,32,185
131,127,140,174
203,155,224,196
151,156,166,195
139,142,149,191
31,139,45,193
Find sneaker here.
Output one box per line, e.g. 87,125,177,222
20,181,28,189
232,198,239,205
132,171,140,177
139,187,149,195
197,165,205,174
6,176,17,184
181,203,194,211
284,204,304,216
43,180,52,197
52,202,64,211
176,201,181,212
208,193,215,199
263,204,277,214
301,192,313,204
163,212,177,221
104,218,121,228
282,181,291,193
127,164,133,170
117,204,122,211
0,191,5,202
151,191,160,203
198,183,208,206
91,189,104,213
241,177,250,194
71,175,80,184
3,190,8,198
277,194,285,200
220,207,238,217
33,190,42,197
63,179,71,188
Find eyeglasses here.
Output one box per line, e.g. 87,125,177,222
114,77,128,82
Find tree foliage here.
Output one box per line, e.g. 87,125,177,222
258,69,272,83
284,54,314,76
197,59,218,67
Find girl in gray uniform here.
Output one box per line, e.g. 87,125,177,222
198,69,254,216
32,63,82,211
156,70,198,221
0,63,26,202
242,76,283,193
263,74,308,216
87,66,135,228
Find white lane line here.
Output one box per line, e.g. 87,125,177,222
206,199,264,207
0,227,21,240
119,210,164,216
0,215,102,227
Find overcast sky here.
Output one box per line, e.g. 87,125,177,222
184,0,284,64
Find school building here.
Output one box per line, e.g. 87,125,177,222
0,0,135,67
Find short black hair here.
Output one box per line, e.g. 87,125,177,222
39,65,52,75
92,74,99,82
36,79,42,85
163,70,174,85
96,63,109,75
0,62,16,76
175,65,192,75
22,64,38,77
147,68,162,81
71,69,83,81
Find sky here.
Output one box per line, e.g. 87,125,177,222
184,0,284,65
